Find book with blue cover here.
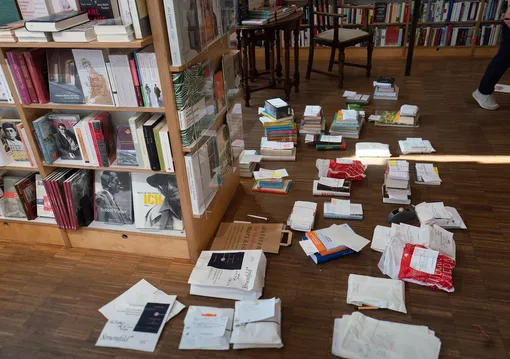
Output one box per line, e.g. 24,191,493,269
301,236,356,264
33,115,59,164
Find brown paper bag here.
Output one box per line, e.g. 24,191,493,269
210,222,291,254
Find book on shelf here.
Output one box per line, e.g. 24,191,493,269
127,0,151,39
14,172,37,220
23,48,50,104
142,113,164,171
216,124,233,182
97,32,134,42
132,173,183,231
116,124,137,166
52,20,98,42
6,49,35,105
3,175,27,218
48,112,83,161
128,112,149,168
415,26,474,47
476,24,503,46
158,122,175,173
35,174,54,218
17,123,37,166
33,114,59,164
25,11,89,32
0,119,27,161
0,0,21,25
90,111,115,167
0,66,14,104
420,0,482,22
94,170,133,225
108,49,139,107
13,27,53,42
17,0,77,21
47,48,85,104
65,168,94,228
0,20,25,42
135,45,164,108
94,17,133,32
79,0,121,20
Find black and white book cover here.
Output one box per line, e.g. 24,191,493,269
94,170,133,224
132,173,183,231
47,49,85,104
48,113,82,160
68,169,94,227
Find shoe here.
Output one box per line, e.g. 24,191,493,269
473,89,499,110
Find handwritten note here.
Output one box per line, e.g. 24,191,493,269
236,298,276,323
189,316,228,337
410,247,439,274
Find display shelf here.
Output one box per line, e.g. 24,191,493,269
43,159,171,174
369,22,407,26
0,216,63,246
417,21,477,25
0,103,16,108
1,160,36,171
182,108,228,153
22,103,165,113
85,221,186,237
480,19,504,23
0,216,56,225
0,37,153,49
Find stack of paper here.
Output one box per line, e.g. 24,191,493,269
355,142,391,157
288,201,317,232
230,298,283,349
323,199,363,220
330,110,365,139
399,138,436,154
188,250,267,300
347,274,407,313
383,160,411,204
415,202,466,229
415,163,441,185
332,312,441,359
96,279,185,352
370,225,392,252
311,134,347,151
179,307,234,350
300,105,325,135
313,177,351,197
260,137,296,161
239,150,262,178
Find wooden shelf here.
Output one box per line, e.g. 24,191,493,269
369,22,407,26
0,102,16,108
43,159,174,174
0,216,57,225
418,21,477,25
480,19,503,23
1,161,37,171
22,103,165,113
0,37,153,49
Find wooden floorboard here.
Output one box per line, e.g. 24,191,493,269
1,57,510,358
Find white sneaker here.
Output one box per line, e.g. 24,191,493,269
473,89,499,110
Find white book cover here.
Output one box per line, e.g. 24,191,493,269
71,49,115,106
35,174,54,218
48,0,78,13
17,0,50,21
158,123,174,173
135,46,163,108
118,0,133,24
109,50,138,107
132,173,183,230
0,66,13,103
128,112,148,168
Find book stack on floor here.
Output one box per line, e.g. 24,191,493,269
252,168,291,195
345,93,371,105
323,199,363,220
312,134,347,151
288,201,317,232
300,105,325,136
373,76,399,100
313,177,351,197
0,172,38,219
399,138,436,154
239,150,262,178
414,163,441,185
259,98,297,143
330,109,365,139
383,160,411,205
374,104,420,127
260,137,296,161
415,202,467,229
94,18,134,42
0,118,37,167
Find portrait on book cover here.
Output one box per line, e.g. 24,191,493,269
142,174,182,231
53,123,82,160
72,49,114,106
95,171,133,224
0,121,23,156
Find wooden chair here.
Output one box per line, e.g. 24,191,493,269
305,0,374,88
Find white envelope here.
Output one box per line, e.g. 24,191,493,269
347,274,407,313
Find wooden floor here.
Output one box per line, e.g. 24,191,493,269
2,57,510,358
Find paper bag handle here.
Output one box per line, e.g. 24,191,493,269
280,230,292,247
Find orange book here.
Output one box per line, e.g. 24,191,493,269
306,231,349,256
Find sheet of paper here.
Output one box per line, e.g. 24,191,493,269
304,105,322,117
406,138,425,148
189,316,228,337
292,207,316,220
429,225,456,260
240,154,263,164
368,115,381,122
299,240,319,256
236,298,276,323
323,225,370,252
253,168,288,180
388,169,409,180
343,90,357,97
305,134,315,143
429,202,452,219
320,135,343,143
410,247,439,274
495,84,510,93
331,199,351,215
416,163,441,182
349,203,363,215
371,225,392,252
319,177,345,188
388,160,409,169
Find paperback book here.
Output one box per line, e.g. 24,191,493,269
48,113,82,161
0,119,27,161
95,170,133,224
47,49,86,104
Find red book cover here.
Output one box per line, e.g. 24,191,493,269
49,176,67,229
23,49,50,104
88,120,103,166
433,28,440,46
129,59,143,107
446,25,453,46
96,111,115,166
6,51,31,104
388,4,393,23
385,26,400,46
403,4,409,23
42,176,64,228
14,174,37,220
54,174,73,230
63,180,77,230
15,52,38,103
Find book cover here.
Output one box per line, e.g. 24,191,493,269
17,0,50,21
116,124,137,166
15,51,38,104
142,113,164,171
48,113,82,160
52,169,75,229
153,120,166,171
79,0,120,20
94,170,132,224
164,0,202,67
128,112,149,168
90,111,114,167
135,45,163,108
35,174,54,218
129,59,143,106
6,51,31,105
72,49,114,106
63,177,77,229
202,60,216,115
42,171,64,227
158,122,174,173
213,70,225,111
0,119,27,161
23,48,50,104
0,0,21,25
15,173,37,220
47,49,85,104
108,49,138,107
198,0,219,47
18,124,36,166
132,173,183,230
33,115,59,164
0,65,14,104
128,0,151,39
3,176,25,218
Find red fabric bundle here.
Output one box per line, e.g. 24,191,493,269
327,160,366,181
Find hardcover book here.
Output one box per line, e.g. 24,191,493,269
142,113,164,171
48,113,82,161
132,173,183,231
128,0,151,39
90,111,115,167
15,173,37,220
17,0,50,21
47,49,85,104
33,115,59,164
79,0,120,20
3,176,25,218
94,170,133,224
25,11,90,32
23,48,50,104
116,124,137,166
135,45,163,108
35,174,54,218
0,119,27,161
197,0,220,47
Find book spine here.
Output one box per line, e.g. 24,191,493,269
63,181,77,230
164,0,183,67
153,126,165,171
33,121,53,164
83,120,99,166
143,125,161,171
92,120,110,167
14,181,31,219
6,52,31,104
74,124,89,164
128,0,146,39
88,121,104,167
129,118,145,168
15,52,38,104
16,124,34,166
159,130,174,172
49,179,67,229
110,55,138,106
118,0,133,24
105,62,119,107
0,68,14,103
23,51,50,104
129,58,144,106
54,179,71,230
136,123,150,168
42,179,60,226
185,153,201,215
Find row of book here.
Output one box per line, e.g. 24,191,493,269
372,2,410,24
476,24,504,46
419,0,483,22
373,27,406,47
414,26,475,47
5,45,161,107
240,5,299,26
32,111,174,172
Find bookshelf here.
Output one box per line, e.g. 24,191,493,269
0,0,240,262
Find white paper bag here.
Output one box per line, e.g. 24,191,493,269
179,306,234,350
347,274,407,313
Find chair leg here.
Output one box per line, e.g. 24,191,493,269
328,46,336,72
366,38,374,77
338,48,345,88
306,41,315,80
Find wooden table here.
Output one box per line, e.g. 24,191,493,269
236,11,304,107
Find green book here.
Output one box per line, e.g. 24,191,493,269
0,0,20,26
153,121,166,171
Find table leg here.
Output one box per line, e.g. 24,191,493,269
269,30,275,88
241,30,251,107
236,29,241,50
284,28,291,102
293,22,300,93
276,30,282,79
249,31,257,80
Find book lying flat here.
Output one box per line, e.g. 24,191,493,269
323,202,363,220
312,180,351,197
301,236,356,264
252,179,292,194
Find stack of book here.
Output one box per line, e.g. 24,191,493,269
382,160,411,205
323,199,363,220
415,202,467,229
329,109,365,139
288,201,317,232
252,178,292,194
373,76,399,100
242,6,296,25
260,99,297,143
399,138,436,154
311,134,347,151
94,18,134,42
239,150,262,178
0,20,25,42
415,163,441,186
345,93,371,105
300,105,325,135
260,137,296,161
313,177,351,197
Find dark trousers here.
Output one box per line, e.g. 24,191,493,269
479,25,510,95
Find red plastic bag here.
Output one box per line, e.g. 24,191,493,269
327,160,366,182
398,243,455,293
